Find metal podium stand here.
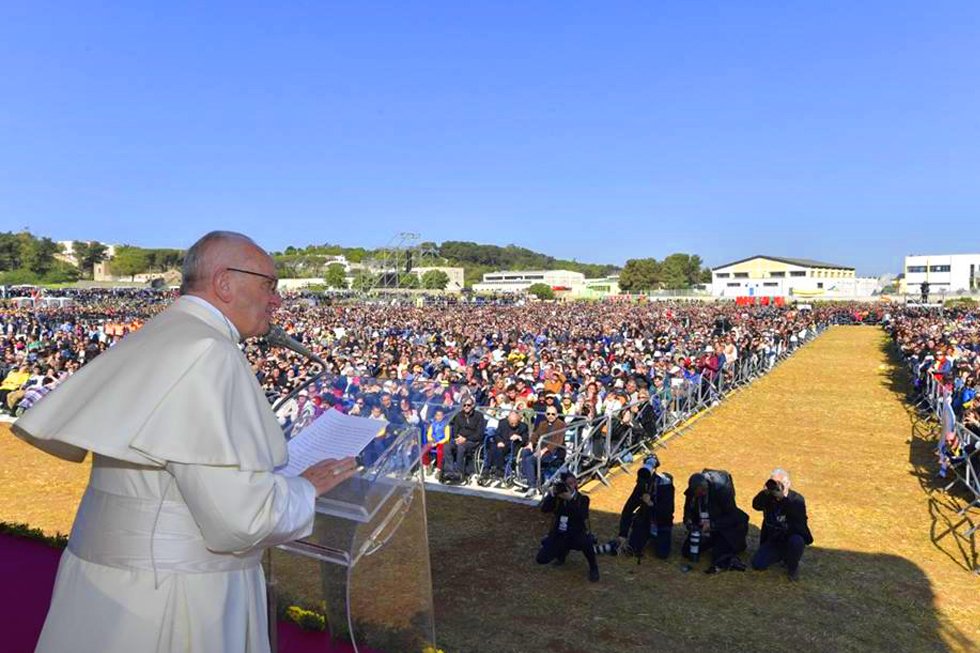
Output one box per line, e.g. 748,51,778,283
266,421,436,653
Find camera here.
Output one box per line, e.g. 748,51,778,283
593,539,620,556
765,479,782,494
688,528,702,562
551,481,568,496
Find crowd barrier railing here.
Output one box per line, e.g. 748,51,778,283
904,355,980,534
267,322,827,499
470,323,827,496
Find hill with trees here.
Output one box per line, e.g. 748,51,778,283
0,230,713,291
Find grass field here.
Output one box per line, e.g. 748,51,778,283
2,326,977,653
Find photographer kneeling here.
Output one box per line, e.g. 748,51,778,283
536,471,600,582
751,469,813,581
617,454,675,561
682,469,750,574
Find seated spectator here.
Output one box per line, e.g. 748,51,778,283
521,406,568,497
480,409,528,487
443,398,485,483
422,407,451,474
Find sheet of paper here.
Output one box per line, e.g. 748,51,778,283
278,409,388,477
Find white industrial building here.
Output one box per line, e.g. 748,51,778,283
901,254,980,295
711,255,879,299
472,270,586,294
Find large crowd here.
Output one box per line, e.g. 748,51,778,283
1,288,849,489
0,288,826,417
888,306,980,493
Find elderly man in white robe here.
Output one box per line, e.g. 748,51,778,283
13,231,357,653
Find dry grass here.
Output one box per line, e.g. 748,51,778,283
3,327,978,653
0,428,88,536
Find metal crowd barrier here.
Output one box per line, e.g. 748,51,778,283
474,323,827,495
903,355,980,534
271,323,828,499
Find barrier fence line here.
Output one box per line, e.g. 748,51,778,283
901,351,980,536
272,322,829,502
465,323,828,497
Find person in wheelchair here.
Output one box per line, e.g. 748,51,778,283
536,472,600,582
478,409,528,487
682,469,749,574
520,406,567,497
443,397,486,484
617,453,675,561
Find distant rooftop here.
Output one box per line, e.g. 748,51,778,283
713,255,854,271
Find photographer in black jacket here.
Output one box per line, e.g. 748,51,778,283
751,469,813,581
617,454,675,560
536,471,600,582
682,469,750,573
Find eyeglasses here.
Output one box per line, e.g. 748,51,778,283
546,411,558,416
226,267,279,293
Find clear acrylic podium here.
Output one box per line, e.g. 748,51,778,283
266,416,436,653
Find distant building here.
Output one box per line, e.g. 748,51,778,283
411,266,465,292
901,254,980,295
573,276,621,298
472,270,586,294
711,255,877,298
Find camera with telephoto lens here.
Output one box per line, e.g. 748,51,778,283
765,479,782,495
551,480,569,496
687,527,702,562
593,538,620,556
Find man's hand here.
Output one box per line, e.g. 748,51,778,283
300,457,359,496
700,519,711,534
641,493,653,506
454,436,466,445
510,433,522,441
496,441,505,448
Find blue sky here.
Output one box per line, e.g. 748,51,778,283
2,2,978,275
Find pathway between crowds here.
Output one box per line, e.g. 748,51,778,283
426,326,979,653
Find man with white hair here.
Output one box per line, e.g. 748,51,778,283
751,468,814,581
14,231,358,652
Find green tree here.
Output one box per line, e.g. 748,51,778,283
420,269,450,290
660,253,693,289
618,258,662,292
0,232,22,271
42,260,81,283
526,283,555,300
71,241,109,278
399,273,420,289
324,263,348,289
110,246,151,280
350,269,375,292
699,268,713,284
21,236,60,276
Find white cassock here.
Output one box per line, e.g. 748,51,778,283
13,296,315,653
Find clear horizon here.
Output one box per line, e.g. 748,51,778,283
3,2,978,277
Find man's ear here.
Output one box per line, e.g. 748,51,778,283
213,268,234,304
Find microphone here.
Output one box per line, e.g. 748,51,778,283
263,324,327,368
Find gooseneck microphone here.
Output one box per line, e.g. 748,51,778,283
263,324,327,368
